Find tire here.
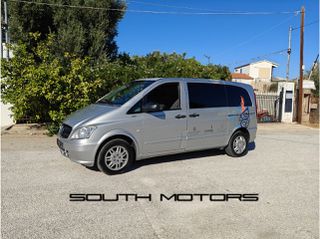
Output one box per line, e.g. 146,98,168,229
97,139,134,175
225,131,249,157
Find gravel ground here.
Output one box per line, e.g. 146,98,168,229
1,123,319,239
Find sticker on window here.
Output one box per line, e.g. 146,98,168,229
239,96,249,128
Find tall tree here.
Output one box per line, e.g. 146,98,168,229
9,0,126,60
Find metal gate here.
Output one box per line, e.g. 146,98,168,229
256,91,283,123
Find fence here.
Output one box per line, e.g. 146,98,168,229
255,92,282,123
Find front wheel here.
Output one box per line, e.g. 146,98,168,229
225,131,249,157
97,139,134,175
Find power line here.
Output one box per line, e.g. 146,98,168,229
11,0,300,15
226,49,288,67
127,0,292,14
214,14,297,58
292,20,319,30
10,0,127,12
126,0,214,12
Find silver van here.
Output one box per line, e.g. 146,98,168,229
57,78,257,174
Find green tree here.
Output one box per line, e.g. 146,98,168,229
120,51,231,80
310,63,319,97
1,34,103,124
95,52,231,96
9,0,125,60
1,36,231,129
304,62,319,97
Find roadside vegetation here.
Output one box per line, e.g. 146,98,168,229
309,63,319,97
1,0,231,134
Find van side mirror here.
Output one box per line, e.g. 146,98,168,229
142,102,161,113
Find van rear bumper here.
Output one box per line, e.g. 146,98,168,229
248,127,257,142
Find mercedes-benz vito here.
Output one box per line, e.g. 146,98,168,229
57,78,257,174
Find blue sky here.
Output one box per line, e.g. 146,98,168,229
117,0,319,79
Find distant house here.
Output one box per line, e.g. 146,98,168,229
272,76,286,82
296,80,316,90
234,60,278,83
231,73,254,86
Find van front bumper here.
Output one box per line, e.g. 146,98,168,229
57,137,96,167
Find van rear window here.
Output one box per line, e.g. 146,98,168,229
225,85,252,107
187,83,252,108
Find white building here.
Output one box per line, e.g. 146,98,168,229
1,102,14,127
234,60,278,83
1,43,14,59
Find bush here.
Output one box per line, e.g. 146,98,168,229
311,63,319,97
268,82,278,92
1,33,103,125
1,34,231,133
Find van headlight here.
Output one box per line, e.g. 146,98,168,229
71,126,97,139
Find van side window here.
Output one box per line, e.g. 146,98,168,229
127,101,142,114
144,83,180,111
127,83,180,114
225,85,252,107
187,83,227,109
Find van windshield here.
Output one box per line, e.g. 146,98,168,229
97,81,155,106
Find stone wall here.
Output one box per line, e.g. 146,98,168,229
309,96,319,125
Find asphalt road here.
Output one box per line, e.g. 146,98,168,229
1,123,319,239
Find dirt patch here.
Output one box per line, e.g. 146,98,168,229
1,123,49,136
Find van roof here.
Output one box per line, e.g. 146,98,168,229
136,77,226,83
135,77,254,93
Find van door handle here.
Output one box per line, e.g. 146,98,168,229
189,113,200,118
175,114,186,119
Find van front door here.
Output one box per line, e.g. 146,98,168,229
140,82,187,155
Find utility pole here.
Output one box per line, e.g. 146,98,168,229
0,0,9,59
4,0,9,59
0,0,3,59
297,6,304,124
286,26,292,81
204,55,211,65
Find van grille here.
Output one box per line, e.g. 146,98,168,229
60,124,72,138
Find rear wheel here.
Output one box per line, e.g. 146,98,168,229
225,131,249,157
97,139,134,175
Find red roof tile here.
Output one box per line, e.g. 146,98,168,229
231,73,253,80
